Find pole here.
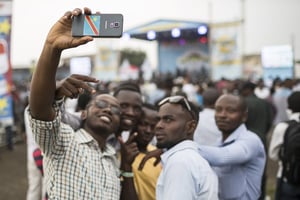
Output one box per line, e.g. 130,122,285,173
291,34,296,78
240,0,245,66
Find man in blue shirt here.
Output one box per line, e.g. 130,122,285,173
198,94,266,200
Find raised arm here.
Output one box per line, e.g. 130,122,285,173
55,74,98,100
29,8,94,121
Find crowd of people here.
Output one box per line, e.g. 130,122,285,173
8,7,300,200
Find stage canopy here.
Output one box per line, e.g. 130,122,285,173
124,19,209,41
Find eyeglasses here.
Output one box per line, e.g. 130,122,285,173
158,95,192,112
94,100,121,115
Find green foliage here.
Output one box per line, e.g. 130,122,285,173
120,48,146,68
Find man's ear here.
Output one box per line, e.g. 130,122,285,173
186,120,197,136
242,110,248,123
81,110,87,121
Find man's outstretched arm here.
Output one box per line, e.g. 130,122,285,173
29,8,94,121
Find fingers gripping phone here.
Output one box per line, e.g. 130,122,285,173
72,14,123,38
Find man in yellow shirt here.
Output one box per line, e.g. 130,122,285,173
131,103,162,200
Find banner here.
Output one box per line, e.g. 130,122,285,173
210,21,242,80
0,1,14,125
93,47,119,81
261,45,294,81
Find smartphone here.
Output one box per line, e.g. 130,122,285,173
72,14,123,38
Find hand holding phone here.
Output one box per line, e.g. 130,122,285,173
72,14,123,38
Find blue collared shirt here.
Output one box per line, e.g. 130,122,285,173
156,140,219,200
198,124,266,200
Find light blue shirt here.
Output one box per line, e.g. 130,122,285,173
156,140,218,200
198,124,266,200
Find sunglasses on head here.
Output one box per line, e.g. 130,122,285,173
94,100,121,115
158,95,192,111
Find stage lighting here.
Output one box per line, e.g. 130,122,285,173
197,25,208,35
147,30,156,40
171,28,181,38
199,36,208,44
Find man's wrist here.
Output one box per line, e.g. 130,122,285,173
120,163,132,171
54,96,65,106
120,170,134,178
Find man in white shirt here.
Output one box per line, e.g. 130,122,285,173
24,106,44,200
194,88,222,146
155,95,218,200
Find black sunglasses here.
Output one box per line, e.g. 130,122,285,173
94,100,121,115
158,95,192,112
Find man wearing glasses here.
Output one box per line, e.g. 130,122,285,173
28,7,139,200
155,96,218,200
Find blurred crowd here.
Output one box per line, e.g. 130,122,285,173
7,71,300,199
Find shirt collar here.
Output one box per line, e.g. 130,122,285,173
75,129,116,156
290,113,300,121
161,140,197,166
220,124,246,146
75,128,95,144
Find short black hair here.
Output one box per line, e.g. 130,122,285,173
202,88,220,106
139,103,158,121
188,101,200,123
113,81,141,97
288,91,300,113
142,102,158,111
240,81,256,91
217,94,248,113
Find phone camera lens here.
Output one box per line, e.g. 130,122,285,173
114,22,120,28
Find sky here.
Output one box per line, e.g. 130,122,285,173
9,0,300,67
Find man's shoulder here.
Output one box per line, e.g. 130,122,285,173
166,145,214,175
236,129,265,158
241,129,263,142
273,121,290,134
166,141,204,162
247,95,270,106
235,127,264,149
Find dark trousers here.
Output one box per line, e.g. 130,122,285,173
275,178,300,200
258,172,266,200
5,125,13,150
